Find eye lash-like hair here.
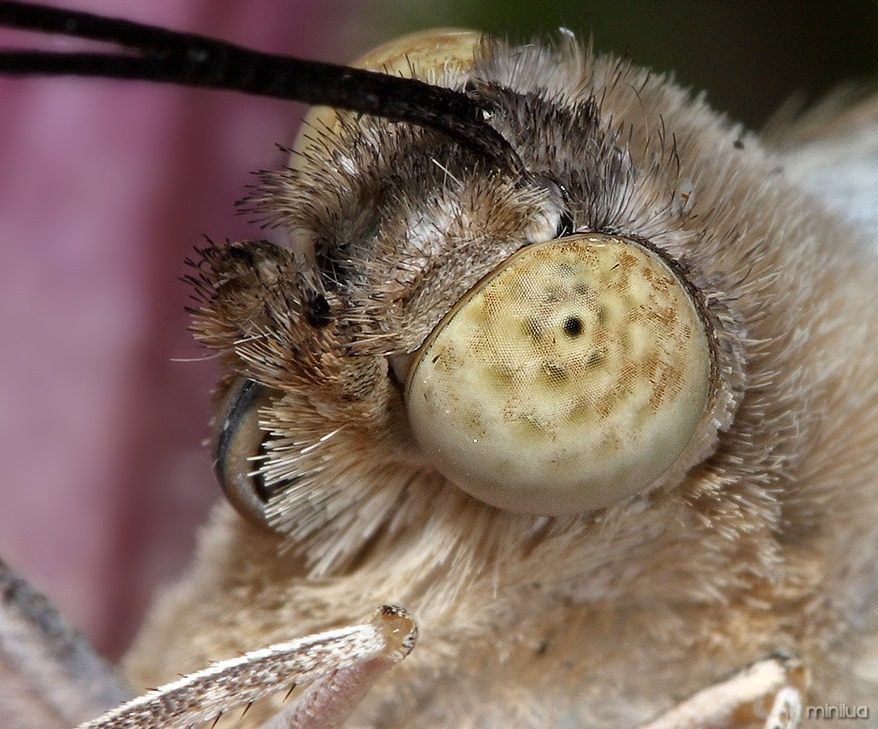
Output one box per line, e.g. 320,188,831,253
0,0,525,173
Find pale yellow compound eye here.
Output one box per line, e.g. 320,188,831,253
405,234,712,515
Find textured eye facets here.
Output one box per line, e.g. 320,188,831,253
405,234,712,515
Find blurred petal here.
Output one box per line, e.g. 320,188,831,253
0,0,347,657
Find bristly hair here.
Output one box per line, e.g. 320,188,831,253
0,0,525,174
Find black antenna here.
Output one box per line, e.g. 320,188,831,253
0,1,524,174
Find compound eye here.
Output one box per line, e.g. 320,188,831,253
404,234,712,516
212,378,275,529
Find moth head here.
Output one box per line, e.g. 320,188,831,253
8,6,874,648
196,30,744,558
3,5,773,600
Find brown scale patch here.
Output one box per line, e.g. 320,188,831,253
594,391,616,420
586,348,606,368
596,429,624,456
648,359,687,411
649,365,671,412
649,305,679,328
641,350,661,380
479,288,505,316
463,405,487,438
640,264,674,295
541,361,568,384
432,343,461,373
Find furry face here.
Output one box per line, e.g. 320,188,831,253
132,35,878,728
2,8,877,729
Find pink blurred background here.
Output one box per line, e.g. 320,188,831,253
0,0,354,658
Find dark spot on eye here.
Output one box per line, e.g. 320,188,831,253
305,294,331,328
563,316,584,337
733,139,745,150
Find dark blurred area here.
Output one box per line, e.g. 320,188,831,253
343,0,878,128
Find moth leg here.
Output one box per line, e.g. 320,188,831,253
637,655,806,729
77,605,416,729
0,558,132,729
259,606,416,729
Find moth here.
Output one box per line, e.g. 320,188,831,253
1,2,878,728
